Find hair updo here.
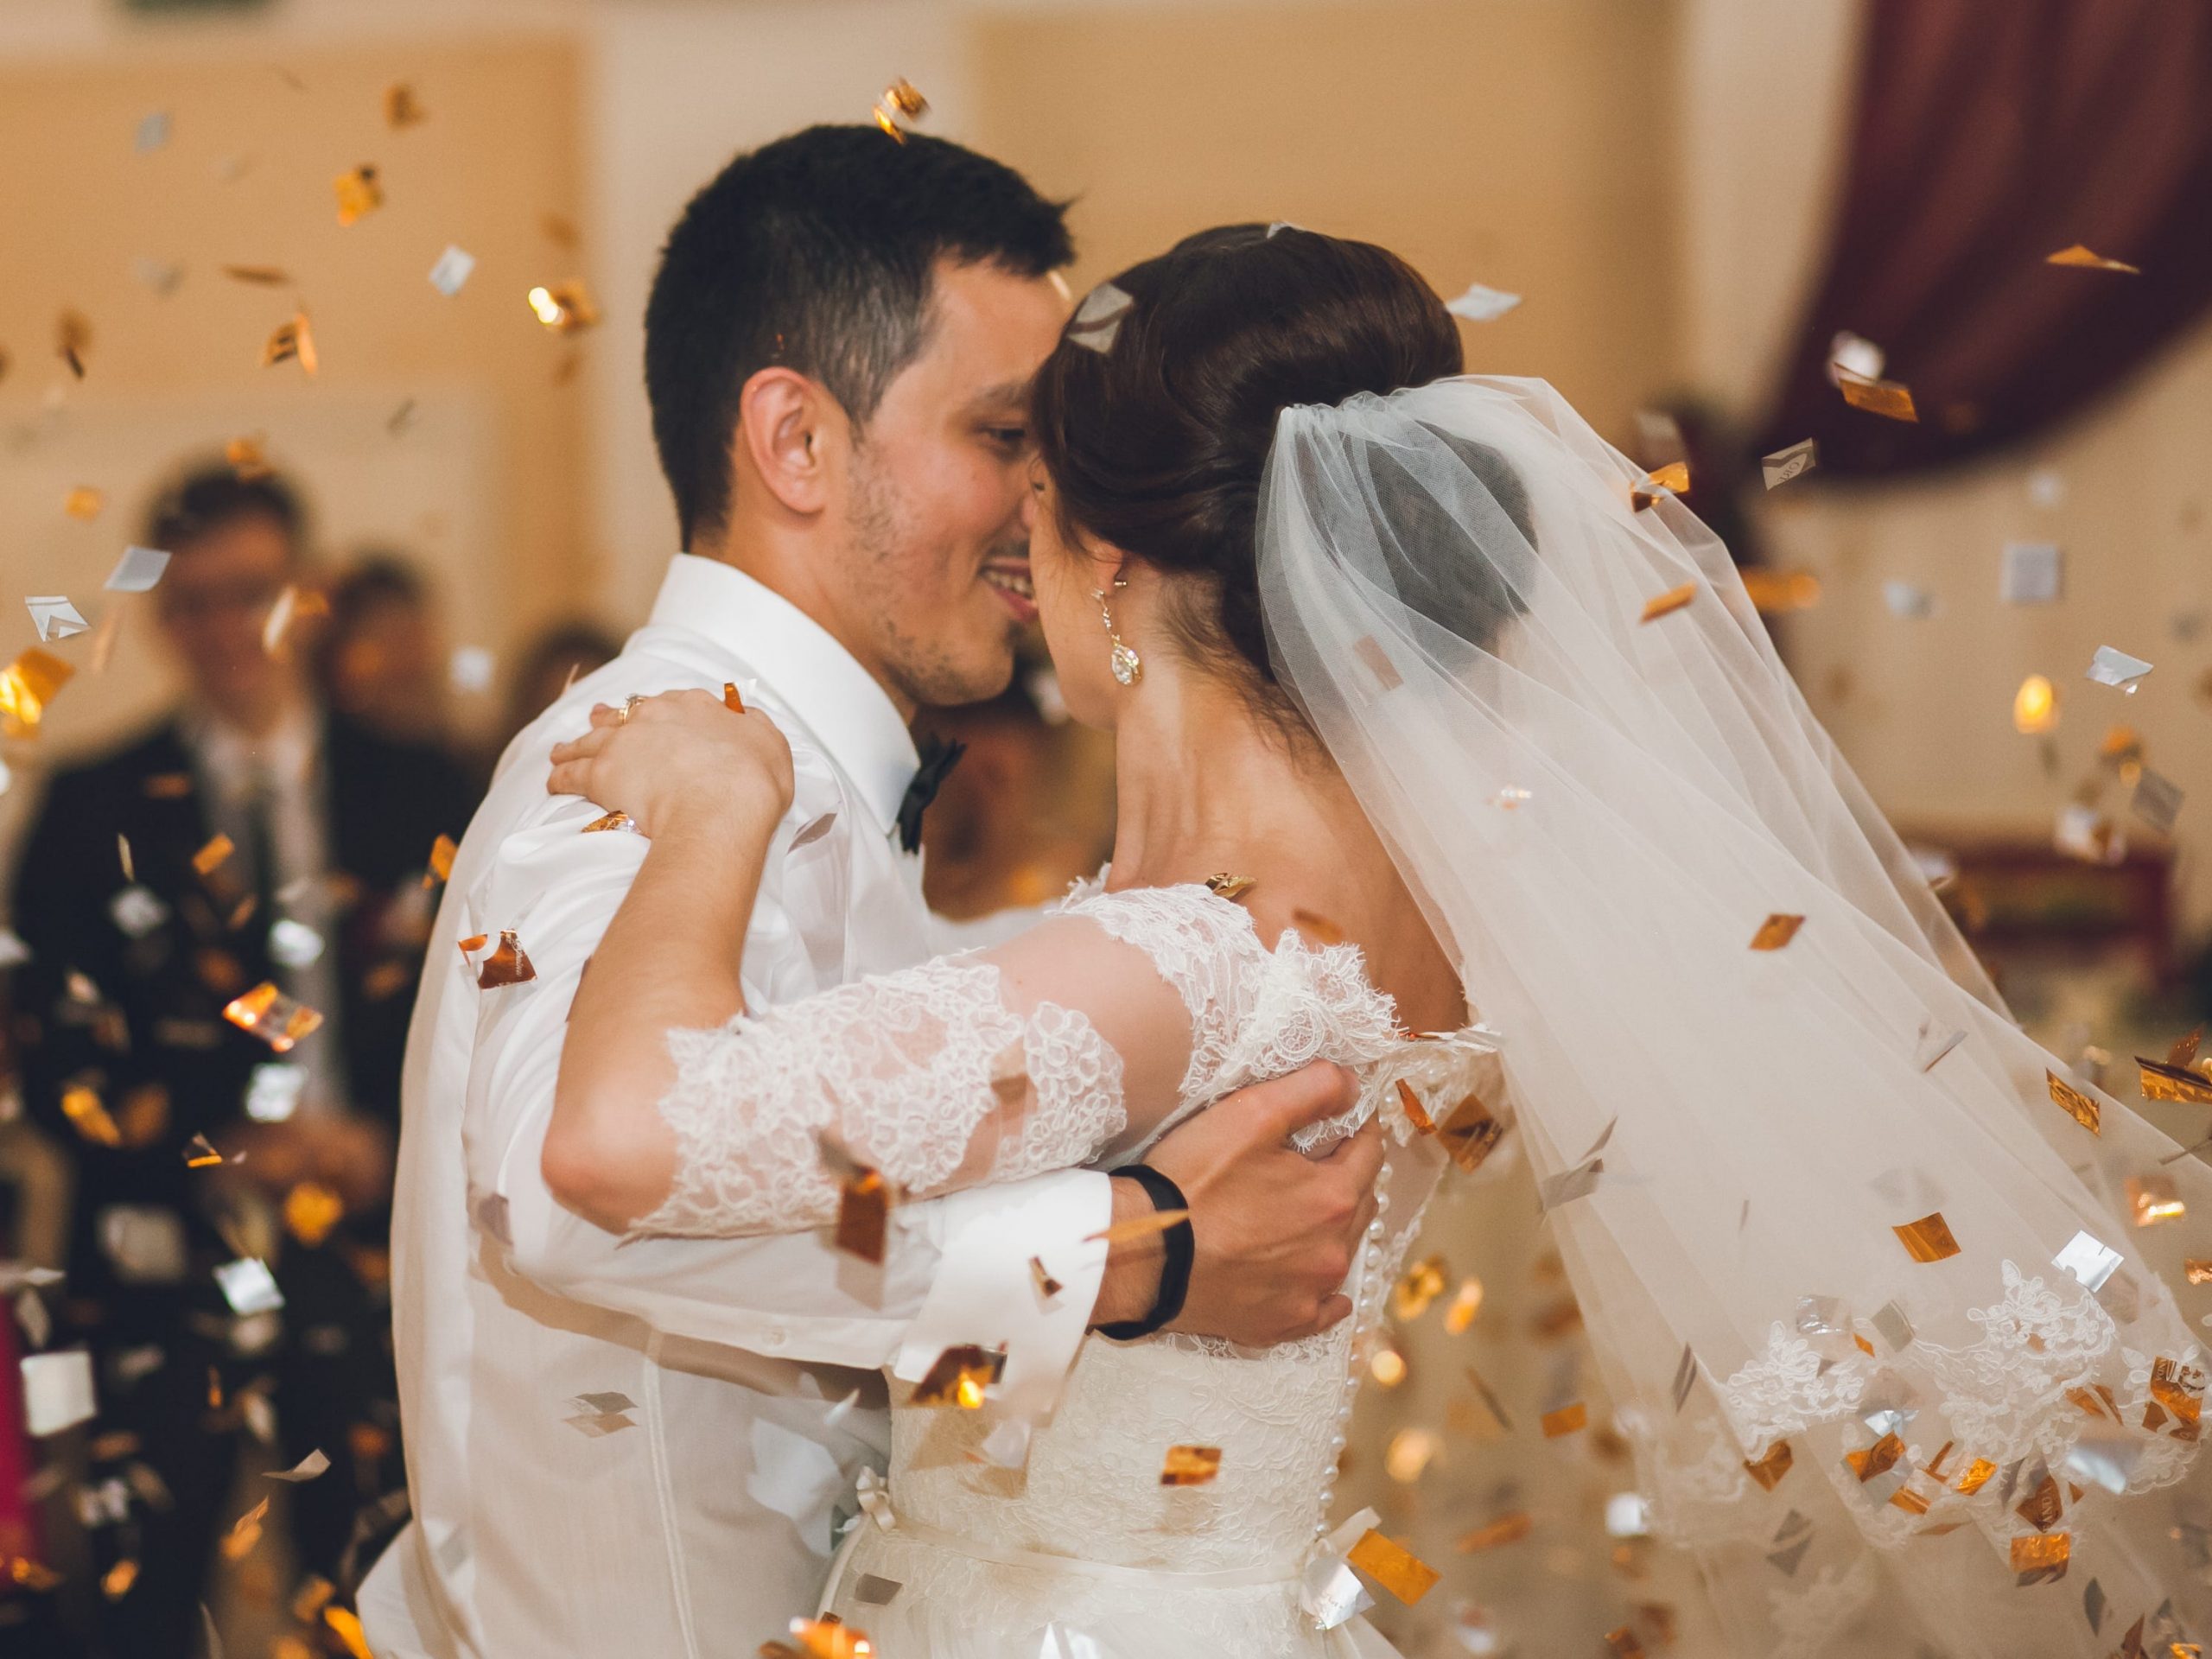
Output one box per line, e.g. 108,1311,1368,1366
1032,224,1526,711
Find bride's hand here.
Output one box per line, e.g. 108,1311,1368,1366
547,688,794,840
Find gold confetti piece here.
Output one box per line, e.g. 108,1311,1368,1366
1028,1255,1062,1300
1640,582,1696,623
817,1132,892,1263
476,930,536,988
872,76,930,142
2139,1055,2212,1106
2013,673,2059,734
221,1497,270,1560
0,647,75,738
582,810,633,834
1443,1276,1484,1333
2046,244,2139,274
1160,1444,1221,1485
222,264,291,286
1749,913,1803,950
1630,461,1689,512
284,1181,345,1247
384,81,425,128
1436,1092,1506,1174
226,435,272,480
65,486,104,520
292,1575,335,1622
57,309,91,378
1835,370,1918,422
1346,1529,1440,1605
334,164,384,226
1456,1510,1533,1552
2170,1026,2206,1069
1462,1363,1514,1435
1393,1255,1447,1319
2015,1471,2063,1530
785,1617,874,1659
456,933,488,957
268,1448,331,1483
2126,1175,2185,1227
1892,1212,1961,1262
910,1344,1004,1408
1739,569,1822,613
1955,1456,1997,1494
183,1134,224,1168
2012,1530,2071,1584
1540,1401,1588,1438
1084,1206,1192,1245
1394,1077,1437,1134
263,309,318,376
1353,633,1404,690
426,831,458,884
722,681,747,714
1385,1427,1440,1483
1605,1627,1647,1659
1845,1432,1904,1483
2152,1357,2204,1423
2048,1070,2101,1134
102,1557,138,1599
527,280,600,334
61,1080,121,1147
222,982,325,1052
1291,907,1345,944
192,833,235,876
1204,872,1255,899
324,1606,375,1659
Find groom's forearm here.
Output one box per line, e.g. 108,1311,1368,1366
1089,1175,1167,1328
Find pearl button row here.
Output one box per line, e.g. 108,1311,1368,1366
1315,1178,1394,1535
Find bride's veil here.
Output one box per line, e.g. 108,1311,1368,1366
1258,375,2212,1656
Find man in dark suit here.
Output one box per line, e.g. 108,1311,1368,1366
9,464,478,1657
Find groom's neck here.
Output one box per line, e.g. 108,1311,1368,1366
684,527,918,724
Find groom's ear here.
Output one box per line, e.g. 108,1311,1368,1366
734,367,844,518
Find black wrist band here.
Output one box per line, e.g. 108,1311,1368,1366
1096,1163,1194,1342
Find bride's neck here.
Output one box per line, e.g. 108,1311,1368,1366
1104,652,1354,890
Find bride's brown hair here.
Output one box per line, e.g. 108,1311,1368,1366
1031,224,1466,702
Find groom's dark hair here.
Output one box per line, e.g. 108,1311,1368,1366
645,124,1074,546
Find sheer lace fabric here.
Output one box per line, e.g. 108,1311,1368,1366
813,881,1483,1657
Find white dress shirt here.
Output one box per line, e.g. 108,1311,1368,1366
359,556,1112,1658
188,702,346,1115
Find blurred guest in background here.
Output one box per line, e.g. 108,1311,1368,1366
916,664,1114,921
315,554,452,748
495,619,622,763
6,463,478,1657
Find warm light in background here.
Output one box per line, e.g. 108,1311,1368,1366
2012,673,2058,734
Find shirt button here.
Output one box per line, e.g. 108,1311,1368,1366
762,1327,787,1349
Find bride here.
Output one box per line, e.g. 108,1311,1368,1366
537,224,2211,1658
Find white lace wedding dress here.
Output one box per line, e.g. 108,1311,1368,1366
632,874,1497,1658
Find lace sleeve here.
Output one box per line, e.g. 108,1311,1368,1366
632,915,1199,1239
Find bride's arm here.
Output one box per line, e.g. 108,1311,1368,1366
541,690,1192,1236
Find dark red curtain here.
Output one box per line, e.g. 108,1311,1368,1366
1757,0,2212,477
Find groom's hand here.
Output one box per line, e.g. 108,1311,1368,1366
1093,1061,1381,1346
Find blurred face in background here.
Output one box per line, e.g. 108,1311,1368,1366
153,510,303,732
328,590,447,742
831,258,1068,710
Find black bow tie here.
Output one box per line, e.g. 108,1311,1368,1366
896,734,966,854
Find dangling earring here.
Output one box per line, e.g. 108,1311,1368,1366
1094,579,1141,687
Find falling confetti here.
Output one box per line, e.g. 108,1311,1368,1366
334,165,385,226
263,310,318,376
1750,913,1804,950
105,545,171,593
1836,370,1918,423
385,82,426,128
25,597,86,643
909,1344,1004,1408
1160,1445,1222,1486
1891,1211,1961,1262
1761,438,1817,488
527,280,599,334
1639,582,1696,623
872,76,930,142
1345,1529,1440,1604
1445,283,1522,322
222,982,325,1052
429,245,477,296
65,486,104,521
2046,244,2139,274
0,648,75,737
1999,541,2063,604
475,930,536,988
2086,645,2152,691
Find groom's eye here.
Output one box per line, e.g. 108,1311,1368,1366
983,425,1029,452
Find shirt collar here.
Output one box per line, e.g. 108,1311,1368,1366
646,554,919,835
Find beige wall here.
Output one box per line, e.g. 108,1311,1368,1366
0,33,586,766
970,0,1684,444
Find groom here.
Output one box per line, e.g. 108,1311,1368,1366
359,125,1380,1657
